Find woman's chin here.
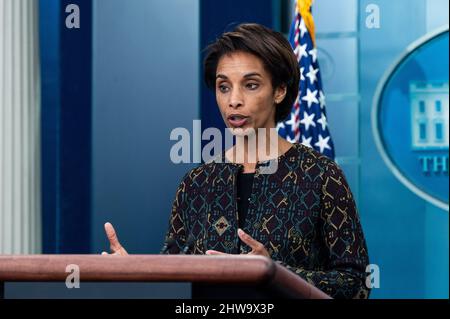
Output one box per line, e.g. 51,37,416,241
225,123,257,136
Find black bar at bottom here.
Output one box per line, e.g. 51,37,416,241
191,283,294,299
0,282,4,299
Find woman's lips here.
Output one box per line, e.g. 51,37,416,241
228,116,248,128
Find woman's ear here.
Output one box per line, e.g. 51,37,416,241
274,85,287,104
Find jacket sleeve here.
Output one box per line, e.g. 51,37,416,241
161,172,190,254
278,161,371,299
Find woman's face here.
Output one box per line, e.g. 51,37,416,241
215,51,286,134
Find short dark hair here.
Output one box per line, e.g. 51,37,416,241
203,23,300,124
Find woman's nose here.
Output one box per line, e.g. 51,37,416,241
229,88,243,108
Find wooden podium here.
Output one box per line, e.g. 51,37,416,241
0,255,331,299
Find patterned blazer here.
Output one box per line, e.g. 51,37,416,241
163,142,370,299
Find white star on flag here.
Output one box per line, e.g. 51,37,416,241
319,90,326,109
285,112,297,128
300,67,305,81
314,135,332,153
309,48,317,63
317,113,328,130
276,121,285,130
297,43,308,59
306,65,319,84
300,111,316,131
301,88,318,108
286,135,297,143
301,136,313,148
299,19,308,38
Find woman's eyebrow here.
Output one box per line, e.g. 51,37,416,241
216,72,262,80
216,74,228,80
243,72,262,78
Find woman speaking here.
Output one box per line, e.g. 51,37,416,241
102,23,370,299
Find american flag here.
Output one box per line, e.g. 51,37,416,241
277,0,335,160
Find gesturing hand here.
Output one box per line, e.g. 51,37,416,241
101,222,129,256
205,228,270,257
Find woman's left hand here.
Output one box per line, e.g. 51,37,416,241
205,228,270,257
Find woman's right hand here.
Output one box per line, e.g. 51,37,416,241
101,222,129,256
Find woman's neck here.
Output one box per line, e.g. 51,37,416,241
225,134,294,173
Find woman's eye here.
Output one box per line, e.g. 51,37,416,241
218,85,229,93
246,83,259,90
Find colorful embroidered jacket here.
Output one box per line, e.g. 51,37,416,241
163,142,370,299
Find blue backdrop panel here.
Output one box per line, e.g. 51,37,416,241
90,0,199,254
40,0,61,253
40,0,92,253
